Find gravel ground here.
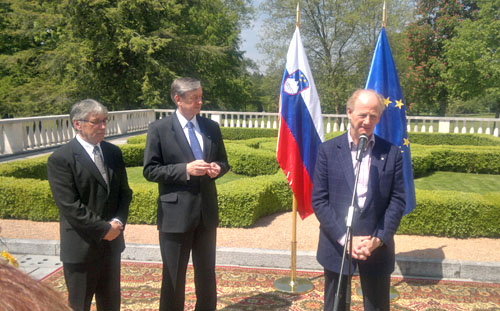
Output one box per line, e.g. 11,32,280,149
1,212,499,263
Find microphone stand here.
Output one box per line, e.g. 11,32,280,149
333,156,363,311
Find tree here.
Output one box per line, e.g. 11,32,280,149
0,0,254,117
403,0,478,115
443,0,500,118
258,0,414,114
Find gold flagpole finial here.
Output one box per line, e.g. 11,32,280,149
296,2,301,28
382,1,387,28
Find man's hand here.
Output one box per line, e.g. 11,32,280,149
103,220,123,241
207,162,221,178
187,160,211,176
348,236,382,260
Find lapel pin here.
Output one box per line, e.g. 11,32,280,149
381,157,385,161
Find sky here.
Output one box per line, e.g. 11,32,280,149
239,1,267,73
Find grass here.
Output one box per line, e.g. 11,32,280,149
126,167,246,185
414,171,500,193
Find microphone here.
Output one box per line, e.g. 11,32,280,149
355,134,368,162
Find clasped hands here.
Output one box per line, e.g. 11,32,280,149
187,160,221,178
347,236,382,261
103,219,123,241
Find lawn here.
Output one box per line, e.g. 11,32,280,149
414,171,500,193
126,167,247,185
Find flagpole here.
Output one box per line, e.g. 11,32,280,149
274,1,314,294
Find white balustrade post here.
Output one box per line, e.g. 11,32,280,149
478,121,483,134
340,118,345,132
116,113,128,135
2,122,25,154
438,120,450,133
211,113,221,125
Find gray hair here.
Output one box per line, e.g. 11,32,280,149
346,89,385,114
170,77,202,103
70,99,108,123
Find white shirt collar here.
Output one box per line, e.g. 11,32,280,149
75,134,101,159
175,110,199,130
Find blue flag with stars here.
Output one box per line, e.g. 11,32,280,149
365,26,416,215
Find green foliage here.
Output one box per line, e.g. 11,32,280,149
127,183,158,225
409,133,500,146
119,144,144,167
411,145,500,177
217,172,292,227
127,135,147,144
0,177,59,221
404,0,479,115
443,0,500,104
0,0,254,117
0,155,49,179
398,189,500,238
221,127,278,140
225,141,279,176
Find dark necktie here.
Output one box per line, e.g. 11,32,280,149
187,121,203,160
93,146,109,185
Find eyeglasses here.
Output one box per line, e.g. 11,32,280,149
78,118,110,126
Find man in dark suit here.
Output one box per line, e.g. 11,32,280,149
143,77,229,311
312,89,406,311
47,99,132,311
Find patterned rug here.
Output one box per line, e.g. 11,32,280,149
42,261,500,310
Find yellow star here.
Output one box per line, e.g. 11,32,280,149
403,137,410,147
395,99,404,109
384,97,392,107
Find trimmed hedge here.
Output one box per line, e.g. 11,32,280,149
398,190,500,238
409,132,500,146
225,142,279,176
217,172,292,227
0,156,49,180
0,176,58,220
0,173,293,229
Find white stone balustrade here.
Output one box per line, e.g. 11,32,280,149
1,110,498,157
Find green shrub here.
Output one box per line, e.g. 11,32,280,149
127,135,147,144
398,189,500,238
120,144,145,167
409,132,500,146
0,177,59,221
221,127,278,140
217,172,292,227
0,156,49,180
127,183,158,224
225,142,279,176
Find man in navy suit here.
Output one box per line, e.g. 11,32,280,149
143,77,229,311
312,89,406,311
47,99,132,311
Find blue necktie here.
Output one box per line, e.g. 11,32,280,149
187,121,203,160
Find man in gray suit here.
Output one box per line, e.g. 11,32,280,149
47,99,132,311
143,77,229,311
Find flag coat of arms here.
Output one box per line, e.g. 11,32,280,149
277,26,324,219
365,26,417,215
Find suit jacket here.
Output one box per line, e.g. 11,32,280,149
311,132,405,275
47,139,132,263
143,113,229,233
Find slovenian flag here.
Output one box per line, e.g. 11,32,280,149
365,26,416,215
277,26,324,219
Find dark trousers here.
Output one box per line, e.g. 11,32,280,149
324,269,390,311
159,224,217,311
63,250,121,311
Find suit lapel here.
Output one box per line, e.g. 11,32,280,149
100,142,113,191
70,139,109,190
171,115,196,162
197,115,212,161
338,134,355,193
364,136,388,209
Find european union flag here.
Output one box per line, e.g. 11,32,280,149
365,26,416,215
